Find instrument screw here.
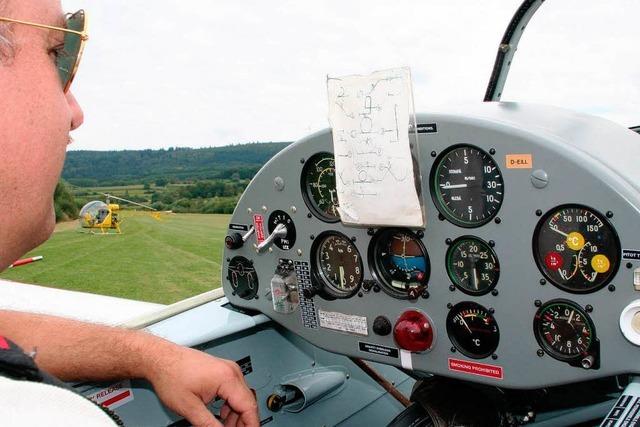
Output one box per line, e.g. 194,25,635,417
537,349,544,357
609,284,616,292
535,209,542,216
491,289,499,296
416,230,424,238
254,295,259,300
488,307,495,314
290,206,297,213
358,292,363,298
489,240,495,247
534,300,542,307
489,148,496,155
539,279,546,286
226,258,230,262
491,354,498,360
307,213,312,218
438,213,445,221
450,346,456,353
367,228,375,236
606,211,614,218
351,236,356,242
373,285,381,293
627,262,633,269
447,303,453,309
247,208,253,214
421,290,430,299
310,235,315,240
585,304,593,313
449,285,456,292
494,217,502,224
300,158,305,164
431,151,437,158
297,249,303,256
445,238,452,245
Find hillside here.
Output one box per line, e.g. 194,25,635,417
63,142,290,186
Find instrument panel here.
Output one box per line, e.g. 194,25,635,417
222,102,640,389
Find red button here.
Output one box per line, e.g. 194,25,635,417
544,251,564,270
394,310,434,352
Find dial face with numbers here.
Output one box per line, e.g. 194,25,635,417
301,153,340,222
446,302,500,359
313,232,363,298
431,145,504,228
534,300,595,361
533,205,620,293
446,237,500,296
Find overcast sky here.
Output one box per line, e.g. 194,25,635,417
61,0,640,151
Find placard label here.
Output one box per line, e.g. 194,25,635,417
358,342,398,358
448,358,503,380
319,310,368,336
505,154,533,169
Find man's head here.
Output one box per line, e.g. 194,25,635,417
0,0,84,270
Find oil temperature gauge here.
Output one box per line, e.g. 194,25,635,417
446,302,499,359
446,236,499,296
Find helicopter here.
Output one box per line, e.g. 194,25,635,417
78,193,158,235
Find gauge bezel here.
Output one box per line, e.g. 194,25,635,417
446,301,500,359
429,144,504,228
368,228,430,299
300,152,340,223
446,236,500,296
311,231,363,299
227,256,259,300
532,204,621,294
533,299,596,363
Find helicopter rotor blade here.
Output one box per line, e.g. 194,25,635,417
102,193,157,211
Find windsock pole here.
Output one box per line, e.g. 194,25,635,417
9,256,44,268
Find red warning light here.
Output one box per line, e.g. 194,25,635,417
393,310,434,352
544,251,564,270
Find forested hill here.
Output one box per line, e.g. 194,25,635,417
62,142,290,186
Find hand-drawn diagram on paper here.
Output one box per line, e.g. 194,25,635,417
327,67,423,227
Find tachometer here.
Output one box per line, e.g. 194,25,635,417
301,153,340,222
369,228,430,299
446,302,499,359
446,236,499,296
430,145,504,228
533,300,597,366
533,205,620,293
312,232,363,298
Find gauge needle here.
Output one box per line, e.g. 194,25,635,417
568,310,574,324
550,226,569,237
440,183,468,189
472,266,479,291
339,266,345,288
460,317,473,334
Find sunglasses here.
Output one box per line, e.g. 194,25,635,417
0,10,88,93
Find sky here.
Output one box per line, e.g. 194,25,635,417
61,0,640,151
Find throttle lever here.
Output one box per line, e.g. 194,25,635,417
255,223,287,253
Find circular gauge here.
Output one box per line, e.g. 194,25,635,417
446,237,500,296
446,302,499,359
312,232,363,298
227,256,259,300
534,300,595,362
430,145,504,228
533,205,620,293
301,153,340,222
267,210,297,250
369,228,430,298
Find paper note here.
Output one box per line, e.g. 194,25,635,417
327,67,423,227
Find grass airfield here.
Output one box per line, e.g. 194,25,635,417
0,212,230,304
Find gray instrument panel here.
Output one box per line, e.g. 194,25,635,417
222,102,640,389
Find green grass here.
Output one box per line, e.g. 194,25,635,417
0,213,230,304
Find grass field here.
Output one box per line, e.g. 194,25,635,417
0,212,230,304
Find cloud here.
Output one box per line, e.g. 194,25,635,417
62,0,640,150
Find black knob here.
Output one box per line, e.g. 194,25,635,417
373,316,392,336
302,286,319,299
266,393,284,412
225,233,244,249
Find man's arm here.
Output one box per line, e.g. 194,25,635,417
0,310,259,427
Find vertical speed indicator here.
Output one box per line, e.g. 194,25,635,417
430,145,504,228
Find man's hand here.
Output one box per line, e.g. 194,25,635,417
0,310,259,427
145,344,259,427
